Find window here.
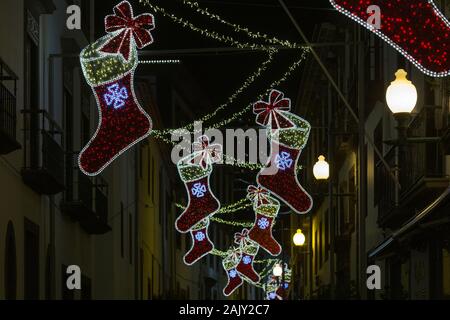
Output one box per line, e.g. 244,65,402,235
64,88,74,200
120,202,124,258
24,219,39,299
4,221,17,300
24,33,39,168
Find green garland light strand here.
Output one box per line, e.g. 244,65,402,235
150,51,310,150
206,49,310,130
210,217,254,228
140,0,274,52
182,0,306,49
153,48,277,137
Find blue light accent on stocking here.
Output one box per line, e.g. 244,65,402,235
191,182,207,198
275,151,293,170
104,83,128,109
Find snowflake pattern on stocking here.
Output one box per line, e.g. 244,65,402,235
104,83,128,109
195,231,205,241
257,217,270,230
242,255,252,265
191,182,207,198
275,152,293,170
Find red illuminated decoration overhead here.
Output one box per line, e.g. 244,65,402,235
329,0,450,77
78,1,154,176
100,0,155,61
254,90,313,215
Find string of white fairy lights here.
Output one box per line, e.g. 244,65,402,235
141,0,310,139
152,48,277,137
140,0,277,52
147,50,309,176
139,0,304,274
181,0,305,49
148,29,309,222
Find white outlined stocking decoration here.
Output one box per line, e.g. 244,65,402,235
183,219,214,265
246,185,282,256
234,230,260,283
254,90,313,214
222,249,243,296
78,1,154,175
175,136,222,233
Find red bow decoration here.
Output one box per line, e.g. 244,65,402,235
234,229,250,247
100,1,155,61
253,89,295,129
225,248,242,263
247,185,270,206
192,135,222,169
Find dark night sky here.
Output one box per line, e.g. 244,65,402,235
95,0,337,123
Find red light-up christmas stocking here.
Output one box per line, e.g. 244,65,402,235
330,0,450,77
234,232,260,283
78,1,154,175
265,277,279,300
246,186,282,256
222,249,243,296
183,219,214,265
175,136,222,233
254,90,313,214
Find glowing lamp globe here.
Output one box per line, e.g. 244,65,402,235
386,69,417,114
313,155,329,180
273,264,283,277
293,229,306,246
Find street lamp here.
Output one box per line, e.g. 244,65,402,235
386,69,417,144
386,69,417,115
313,155,329,180
384,69,440,146
273,263,283,277
293,229,306,246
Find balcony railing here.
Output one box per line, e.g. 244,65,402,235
399,107,445,197
62,161,110,235
21,109,65,195
377,107,448,228
0,58,20,154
